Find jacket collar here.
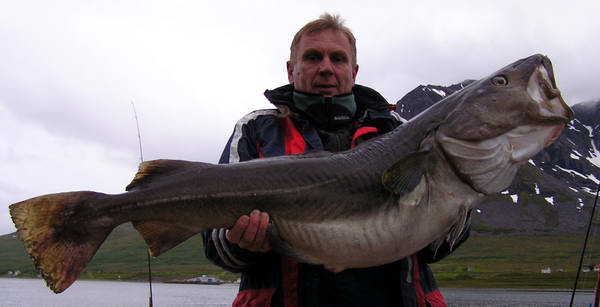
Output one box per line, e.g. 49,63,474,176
263,84,391,115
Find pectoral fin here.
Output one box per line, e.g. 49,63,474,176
382,151,430,197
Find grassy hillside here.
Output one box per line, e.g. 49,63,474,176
2,224,600,289
0,223,240,282
431,233,600,289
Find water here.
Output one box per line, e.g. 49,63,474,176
0,278,595,306
443,288,594,307
0,278,237,307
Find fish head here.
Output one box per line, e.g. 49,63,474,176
436,54,574,194
440,54,573,141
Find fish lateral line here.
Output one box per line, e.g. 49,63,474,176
126,177,341,206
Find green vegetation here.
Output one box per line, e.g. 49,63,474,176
0,224,240,282
430,234,600,289
2,225,600,289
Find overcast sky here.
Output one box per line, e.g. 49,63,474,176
1,0,599,235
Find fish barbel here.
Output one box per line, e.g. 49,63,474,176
9,54,573,293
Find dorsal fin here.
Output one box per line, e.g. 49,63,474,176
126,159,210,191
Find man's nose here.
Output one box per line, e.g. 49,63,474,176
318,57,334,75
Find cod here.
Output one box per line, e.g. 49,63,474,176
10,54,573,293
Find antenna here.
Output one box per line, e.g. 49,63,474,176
131,100,144,162
130,99,153,307
570,181,600,307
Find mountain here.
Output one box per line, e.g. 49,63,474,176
395,84,600,234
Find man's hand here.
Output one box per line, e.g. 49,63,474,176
226,209,272,253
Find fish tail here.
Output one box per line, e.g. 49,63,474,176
9,191,112,293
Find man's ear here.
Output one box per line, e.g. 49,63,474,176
352,64,359,81
287,61,294,83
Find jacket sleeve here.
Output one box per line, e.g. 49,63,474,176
202,112,277,272
417,210,472,264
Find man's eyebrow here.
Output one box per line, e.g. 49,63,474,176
331,51,348,57
302,48,321,55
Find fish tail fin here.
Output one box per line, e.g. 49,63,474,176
9,191,112,293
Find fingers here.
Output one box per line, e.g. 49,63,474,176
324,265,344,273
226,209,272,253
254,211,271,251
241,210,261,244
226,215,249,244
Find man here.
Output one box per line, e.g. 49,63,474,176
203,13,469,307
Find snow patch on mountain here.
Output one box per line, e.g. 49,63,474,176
570,149,585,160
568,120,581,132
556,165,598,184
431,88,446,97
569,187,579,193
581,186,598,196
582,123,600,168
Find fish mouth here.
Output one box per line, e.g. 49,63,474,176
527,58,574,124
526,57,574,146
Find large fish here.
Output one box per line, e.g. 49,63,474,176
10,54,572,293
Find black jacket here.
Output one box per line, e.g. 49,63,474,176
203,84,470,307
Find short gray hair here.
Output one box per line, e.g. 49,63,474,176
290,13,357,65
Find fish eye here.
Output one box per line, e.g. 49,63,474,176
491,75,508,86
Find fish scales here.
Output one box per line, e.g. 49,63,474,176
9,54,573,293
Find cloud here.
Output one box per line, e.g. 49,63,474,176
0,103,138,234
1,0,600,234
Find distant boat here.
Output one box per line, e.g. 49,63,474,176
165,274,224,285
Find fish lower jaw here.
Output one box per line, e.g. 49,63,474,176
527,64,573,122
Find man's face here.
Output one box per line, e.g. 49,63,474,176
287,29,359,97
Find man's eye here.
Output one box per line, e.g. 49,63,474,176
305,53,321,62
331,54,348,63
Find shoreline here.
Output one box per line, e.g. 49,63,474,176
441,287,594,293
0,277,593,293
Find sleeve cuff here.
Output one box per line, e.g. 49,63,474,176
211,228,249,269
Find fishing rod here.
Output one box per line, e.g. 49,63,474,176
131,100,154,307
570,179,600,307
